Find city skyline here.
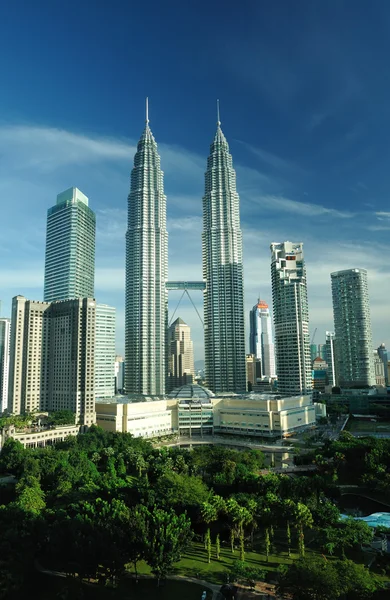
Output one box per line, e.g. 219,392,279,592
2,4,390,360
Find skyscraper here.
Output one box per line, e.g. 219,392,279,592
249,299,276,378
95,304,116,399
331,269,375,387
325,331,337,387
271,241,312,396
44,187,96,302
8,296,96,425
202,108,246,393
168,318,195,390
125,101,168,395
0,317,11,414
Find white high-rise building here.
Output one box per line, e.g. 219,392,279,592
249,299,276,378
0,317,11,414
202,110,246,393
271,242,312,397
114,355,125,394
168,318,195,391
44,187,95,302
331,268,375,387
8,296,96,425
95,304,116,399
125,101,168,395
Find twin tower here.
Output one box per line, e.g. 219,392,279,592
125,102,246,395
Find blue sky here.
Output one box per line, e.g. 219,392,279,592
1,0,390,360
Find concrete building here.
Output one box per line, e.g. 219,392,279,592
125,101,168,395
95,304,116,399
168,318,195,391
377,344,389,386
0,424,80,450
0,317,11,414
331,269,375,388
202,110,246,393
312,357,329,395
96,384,316,440
373,349,386,387
8,296,96,426
115,355,125,394
270,241,312,397
44,187,95,302
246,353,262,390
249,299,276,378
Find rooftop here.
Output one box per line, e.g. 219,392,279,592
168,384,215,399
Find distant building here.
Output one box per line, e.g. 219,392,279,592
8,296,96,426
246,353,262,390
373,350,386,387
312,356,329,394
44,187,95,302
271,241,312,397
377,344,389,386
95,304,116,400
168,318,195,391
249,299,276,378
310,344,319,363
331,269,375,387
324,331,337,388
114,355,125,394
0,318,11,414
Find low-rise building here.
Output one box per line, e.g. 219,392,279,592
96,384,316,440
0,424,80,449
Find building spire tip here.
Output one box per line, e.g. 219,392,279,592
217,98,221,127
146,97,149,124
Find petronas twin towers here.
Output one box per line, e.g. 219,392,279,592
125,102,246,396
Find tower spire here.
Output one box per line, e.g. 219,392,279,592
217,99,221,126
146,97,149,125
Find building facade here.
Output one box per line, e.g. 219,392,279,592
202,115,246,393
95,304,116,399
0,318,11,414
96,386,316,440
125,105,168,395
168,318,195,391
271,241,312,397
246,353,262,390
373,350,386,387
249,299,276,378
8,296,96,425
114,355,125,394
377,343,389,386
331,269,375,388
44,187,95,302
325,331,337,388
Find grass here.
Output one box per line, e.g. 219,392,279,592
131,540,325,584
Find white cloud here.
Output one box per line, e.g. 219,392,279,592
248,194,354,219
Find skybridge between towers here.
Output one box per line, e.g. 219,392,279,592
166,281,206,327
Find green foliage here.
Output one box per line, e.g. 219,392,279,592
230,560,265,590
144,508,193,583
277,556,383,600
46,410,75,426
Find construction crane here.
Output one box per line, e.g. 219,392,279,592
311,327,317,345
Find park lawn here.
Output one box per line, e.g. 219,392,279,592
132,541,323,584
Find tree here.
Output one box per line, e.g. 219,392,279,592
277,556,341,600
321,518,373,558
144,508,193,585
294,502,313,558
216,534,221,560
127,505,149,579
282,499,296,558
14,475,45,514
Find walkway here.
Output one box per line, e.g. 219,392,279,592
159,435,293,453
